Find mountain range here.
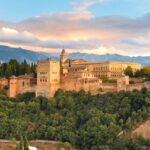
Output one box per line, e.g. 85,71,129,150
0,45,149,66
69,53,150,66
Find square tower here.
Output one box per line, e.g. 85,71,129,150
36,60,60,98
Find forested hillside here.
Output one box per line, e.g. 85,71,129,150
0,89,150,149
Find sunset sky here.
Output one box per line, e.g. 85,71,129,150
0,0,150,56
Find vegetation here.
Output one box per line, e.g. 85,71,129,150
141,66,150,77
0,59,36,78
124,66,134,77
125,66,150,78
101,77,117,83
0,89,150,149
16,136,29,150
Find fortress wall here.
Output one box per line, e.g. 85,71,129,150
9,76,37,98
127,82,150,91
102,83,117,92
130,77,144,83
49,84,60,97
17,86,36,95
0,79,9,92
36,84,60,98
60,79,102,94
0,79,9,87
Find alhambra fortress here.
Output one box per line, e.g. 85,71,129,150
0,49,150,98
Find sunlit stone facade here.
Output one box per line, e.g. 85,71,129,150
8,74,36,98
3,49,142,98
67,61,141,79
35,49,141,97
36,60,60,98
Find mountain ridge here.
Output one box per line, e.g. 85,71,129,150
68,52,150,66
0,45,149,66
0,45,47,63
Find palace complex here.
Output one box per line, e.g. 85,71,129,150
0,49,146,98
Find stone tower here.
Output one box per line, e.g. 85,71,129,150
36,60,60,98
9,76,18,98
60,49,68,65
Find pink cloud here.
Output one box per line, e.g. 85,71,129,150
0,12,150,56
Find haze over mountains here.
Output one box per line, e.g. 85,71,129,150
0,45,150,66
0,45,46,63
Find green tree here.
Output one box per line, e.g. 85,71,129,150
124,66,134,77
5,64,13,78
141,66,150,77
0,59,36,78
134,70,142,77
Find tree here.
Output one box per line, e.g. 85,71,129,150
16,136,29,150
36,96,48,110
5,64,13,78
141,66,150,77
124,66,134,77
134,70,142,77
0,59,36,78
0,89,150,150
9,59,20,76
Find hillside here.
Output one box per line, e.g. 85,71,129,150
131,120,150,140
0,90,150,149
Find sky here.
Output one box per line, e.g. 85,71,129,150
0,0,150,56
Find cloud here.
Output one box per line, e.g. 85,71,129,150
0,27,101,50
122,37,150,47
0,12,150,56
70,0,108,12
2,27,19,35
0,27,38,44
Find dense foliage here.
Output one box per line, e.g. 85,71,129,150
125,66,150,78
0,90,150,150
0,59,36,78
124,66,134,77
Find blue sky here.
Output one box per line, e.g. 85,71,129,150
0,0,71,22
1,0,150,22
0,0,150,56
90,0,150,18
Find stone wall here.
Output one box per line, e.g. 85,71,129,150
127,82,150,91
102,83,117,93
8,75,36,98
0,78,8,90
0,78,9,94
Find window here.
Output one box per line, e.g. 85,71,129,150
52,72,57,74
53,79,58,82
40,72,47,75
